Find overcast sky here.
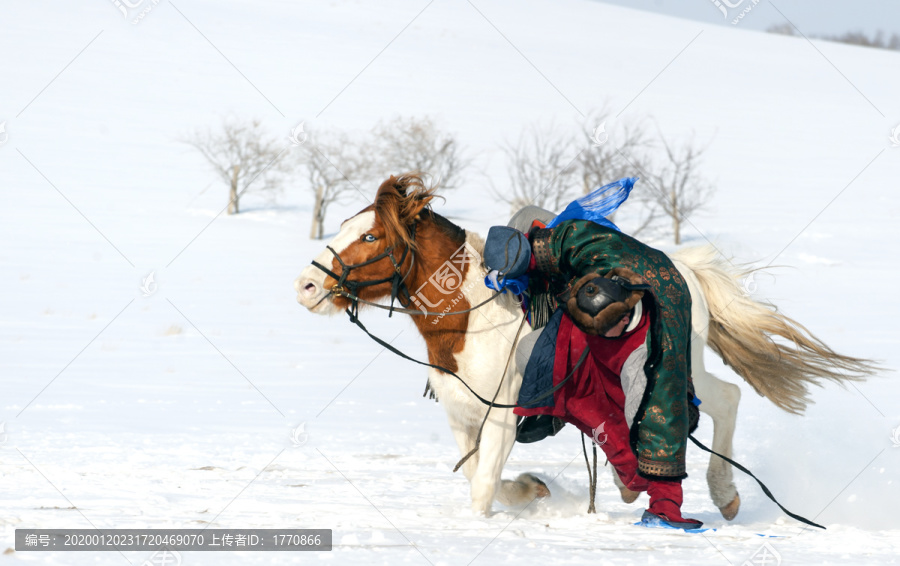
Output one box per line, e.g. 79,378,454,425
593,0,900,37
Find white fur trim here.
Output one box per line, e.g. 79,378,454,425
625,299,642,333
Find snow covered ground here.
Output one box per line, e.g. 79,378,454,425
1,0,899,564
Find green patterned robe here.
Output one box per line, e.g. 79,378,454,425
530,220,695,480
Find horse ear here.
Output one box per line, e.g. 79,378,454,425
403,200,430,225
398,175,434,225
375,175,401,203
374,174,436,246
392,176,409,198
384,174,421,201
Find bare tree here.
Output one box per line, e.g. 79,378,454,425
300,131,374,239
576,111,661,235
593,172,662,238
819,29,900,50
577,111,651,194
767,24,900,51
766,23,796,36
183,118,290,214
493,124,579,213
644,134,714,245
493,117,712,242
372,116,469,189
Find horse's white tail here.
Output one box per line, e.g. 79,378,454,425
671,246,879,414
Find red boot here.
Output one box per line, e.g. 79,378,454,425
642,480,703,530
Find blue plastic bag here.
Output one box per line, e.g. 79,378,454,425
546,176,638,232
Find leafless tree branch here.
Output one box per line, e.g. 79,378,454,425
372,116,470,190
299,130,375,239
642,132,714,244
492,124,580,214
182,118,291,214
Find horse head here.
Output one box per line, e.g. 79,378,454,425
294,174,436,315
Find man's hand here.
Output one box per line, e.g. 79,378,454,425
604,312,631,337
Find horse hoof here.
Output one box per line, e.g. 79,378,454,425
518,473,550,498
719,493,740,521
619,487,640,504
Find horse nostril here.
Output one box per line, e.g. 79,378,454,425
304,282,316,295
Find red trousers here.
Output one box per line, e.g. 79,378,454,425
516,308,652,492
516,308,696,522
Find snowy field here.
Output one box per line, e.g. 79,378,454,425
2,0,899,564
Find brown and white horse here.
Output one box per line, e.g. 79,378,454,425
294,174,875,518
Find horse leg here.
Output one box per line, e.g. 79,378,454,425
611,469,641,503
446,399,544,514
494,412,551,507
496,472,550,507
464,406,510,515
464,327,550,514
491,328,551,508
677,258,742,520
692,342,742,520
470,405,549,514
447,415,479,483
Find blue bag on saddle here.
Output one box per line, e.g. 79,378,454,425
486,177,638,295
546,176,638,232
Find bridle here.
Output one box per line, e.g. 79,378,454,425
305,220,520,409
309,222,502,317
310,225,417,317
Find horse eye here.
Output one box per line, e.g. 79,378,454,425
362,234,377,243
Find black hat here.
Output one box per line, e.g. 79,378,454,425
483,226,532,279
576,275,650,317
